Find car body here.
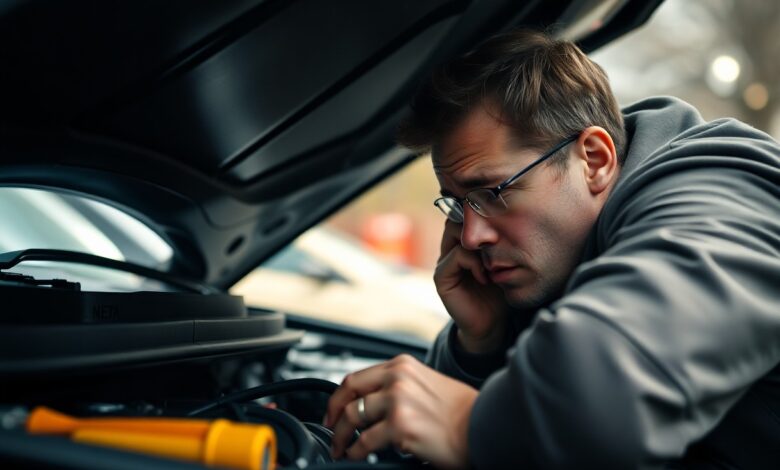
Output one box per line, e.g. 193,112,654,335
0,1,662,468
232,227,449,341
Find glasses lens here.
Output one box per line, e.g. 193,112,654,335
467,189,507,217
434,197,464,223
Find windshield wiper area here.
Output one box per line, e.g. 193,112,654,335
0,249,214,294
0,271,81,291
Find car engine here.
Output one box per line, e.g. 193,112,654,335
0,254,428,470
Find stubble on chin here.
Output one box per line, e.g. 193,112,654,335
500,271,566,312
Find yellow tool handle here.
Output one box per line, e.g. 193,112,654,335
27,407,277,470
72,421,276,470
27,406,210,438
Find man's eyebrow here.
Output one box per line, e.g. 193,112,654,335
439,173,505,198
439,174,504,199
458,175,501,189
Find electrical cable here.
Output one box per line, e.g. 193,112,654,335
303,422,336,462
187,378,339,417
185,378,415,468
228,402,249,423
187,378,340,468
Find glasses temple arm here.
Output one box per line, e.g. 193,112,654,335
495,134,579,192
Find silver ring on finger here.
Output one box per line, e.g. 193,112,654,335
357,396,368,426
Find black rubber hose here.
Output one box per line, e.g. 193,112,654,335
187,378,339,417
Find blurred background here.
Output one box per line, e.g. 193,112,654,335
326,0,780,268
234,0,780,340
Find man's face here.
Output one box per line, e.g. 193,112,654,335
433,106,603,310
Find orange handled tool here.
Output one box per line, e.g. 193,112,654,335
27,406,276,470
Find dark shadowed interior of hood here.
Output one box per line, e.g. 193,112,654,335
0,0,661,288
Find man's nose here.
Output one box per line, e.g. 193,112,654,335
460,205,499,251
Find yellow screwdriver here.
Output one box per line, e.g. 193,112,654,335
26,406,276,470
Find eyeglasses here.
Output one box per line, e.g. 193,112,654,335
434,134,578,224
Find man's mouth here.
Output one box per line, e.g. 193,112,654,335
486,264,522,284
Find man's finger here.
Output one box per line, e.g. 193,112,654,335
439,219,462,258
330,392,386,458
435,244,488,290
325,363,387,428
344,420,393,461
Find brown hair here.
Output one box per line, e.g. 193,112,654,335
397,29,626,165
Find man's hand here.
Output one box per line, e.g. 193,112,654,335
324,354,478,469
434,220,509,353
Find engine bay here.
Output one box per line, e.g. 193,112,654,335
0,324,429,470
0,258,429,469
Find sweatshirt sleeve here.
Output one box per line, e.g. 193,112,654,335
426,320,514,389
467,125,780,468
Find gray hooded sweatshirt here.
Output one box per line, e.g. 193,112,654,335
426,97,780,468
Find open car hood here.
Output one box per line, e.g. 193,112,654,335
0,0,662,289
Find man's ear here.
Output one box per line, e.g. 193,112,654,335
575,126,618,195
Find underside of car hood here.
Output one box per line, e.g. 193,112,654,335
0,0,662,288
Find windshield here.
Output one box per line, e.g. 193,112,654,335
0,187,174,291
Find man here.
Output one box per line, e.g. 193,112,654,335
324,30,780,468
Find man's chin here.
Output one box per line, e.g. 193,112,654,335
501,283,557,311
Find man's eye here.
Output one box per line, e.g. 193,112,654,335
506,179,530,190
501,187,522,196
499,187,525,203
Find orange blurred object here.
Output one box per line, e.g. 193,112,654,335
361,213,414,264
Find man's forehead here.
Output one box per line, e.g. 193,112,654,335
433,137,531,190
433,156,507,180
433,149,517,195
430,103,542,190
431,104,534,161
